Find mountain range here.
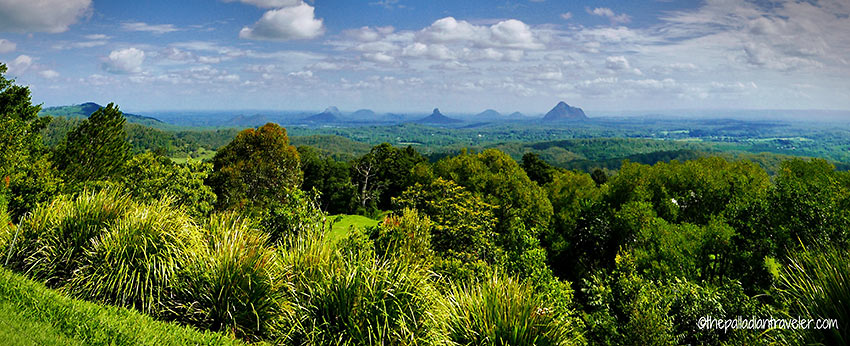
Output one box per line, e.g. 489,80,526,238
40,102,164,127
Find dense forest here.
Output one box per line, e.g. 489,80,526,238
2,63,848,345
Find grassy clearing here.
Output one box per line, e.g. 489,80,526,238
0,267,243,346
170,147,216,164
328,214,381,242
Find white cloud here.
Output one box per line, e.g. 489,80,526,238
7,55,32,74
122,22,179,34
84,34,109,40
560,12,573,20
0,0,91,33
239,3,325,41
605,56,631,70
103,48,145,74
419,17,543,49
223,0,301,8
344,26,395,42
0,38,15,53
39,69,60,79
587,7,631,24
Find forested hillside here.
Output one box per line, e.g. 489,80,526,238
2,63,848,345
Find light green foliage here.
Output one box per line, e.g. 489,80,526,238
395,178,497,281
172,213,286,341
68,198,202,315
121,152,216,218
329,214,379,243
209,123,302,212
5,189,134,286
0,267,243,346
434,149,553,240
368,208,433,264
55,103,132,186
281,226,445,345
777,246,850,345
443,274,585,346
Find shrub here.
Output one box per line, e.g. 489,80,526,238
776,245,849,345
68,197,201,315
443,274,585,346
282,225,445,345
5,189,133,286
171,213,287,341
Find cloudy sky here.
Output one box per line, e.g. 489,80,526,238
0,0,848,114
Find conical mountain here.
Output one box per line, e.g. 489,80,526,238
303,106,342,123
417,108,462,124
543,101,587,121
475,109,502,119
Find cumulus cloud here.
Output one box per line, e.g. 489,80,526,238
344,26,394,42
560,12,573,20
103,48,145,74
0,38,15,53
587,7,631,24
239,3,325,41
223,0,301,8
122,22,179,34
7,55,32,74
419,17,543,49
0,0,91,33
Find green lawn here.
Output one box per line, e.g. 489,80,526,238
0,268,244,346
170,147,216,164
328,214,382,242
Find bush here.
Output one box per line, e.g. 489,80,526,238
68,198,202,315
5,189,133,286
443,274,585,346
777,245,850,345
171,213,287,341
282,225,445,345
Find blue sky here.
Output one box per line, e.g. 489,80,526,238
0,0,848,114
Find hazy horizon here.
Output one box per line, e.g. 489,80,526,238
2,0,849,114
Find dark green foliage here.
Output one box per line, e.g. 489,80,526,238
522,152,558,186
54,103,132,186
351,143,426,212
209,123,302,212
0,64,62,220
298,145,356,214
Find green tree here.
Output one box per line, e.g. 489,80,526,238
298,145,355,214
433,149,553,249
0,63,61,219
351,143,425,212
54,103,132,186
208,123,302,212
121,152,216,218
521,152,557,186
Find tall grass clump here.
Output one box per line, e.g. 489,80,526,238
67,197,201,315
777,245,849,345
4,189,133,286
281,224,446,345
171,213,287,341
443,275,585,346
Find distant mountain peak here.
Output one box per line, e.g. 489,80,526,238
323,106,341,116
417,107,462,124
543,101,587,121
475,109,502,119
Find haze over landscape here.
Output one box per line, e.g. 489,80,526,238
1,0,849,114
